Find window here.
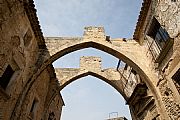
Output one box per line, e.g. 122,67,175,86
147,17,170,51
146,17,173,63
172,68,180,93
0,65,15,89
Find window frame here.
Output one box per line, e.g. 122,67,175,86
0,59,20,99
147,17,170,50
146,17,173,63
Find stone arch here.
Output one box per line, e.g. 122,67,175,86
45,37,158,97
12,27,164,119
43,36,166,117
59,70,128,100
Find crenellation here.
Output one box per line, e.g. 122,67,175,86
83,26,106,40
80,56,102,71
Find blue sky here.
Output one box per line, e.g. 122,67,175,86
34,0,143,120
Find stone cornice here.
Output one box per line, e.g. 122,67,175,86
133,0,151,41
23,0,46,49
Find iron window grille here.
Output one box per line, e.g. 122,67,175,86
146,17,172,63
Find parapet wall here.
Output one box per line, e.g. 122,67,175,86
80,56,102,71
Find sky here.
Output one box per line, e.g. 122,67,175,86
34,0,143,120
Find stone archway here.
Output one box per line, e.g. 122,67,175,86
52,56,159,120
12,27,165,120
54,56,136,119
44,27,159,99
41,27,165,119
55,56,138,100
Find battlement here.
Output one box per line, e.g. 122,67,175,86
83,26,106,40
80,56,102,71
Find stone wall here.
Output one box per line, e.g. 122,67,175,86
155,0,180,38
138,0,180,119
154,0,180,74
80,56,102,71
0,0,64,120
47,94,64,120
45,37,83,56
83,26,106,40
0,0,39,119
154,1,180,119
16,67,64,120
18,69,50,120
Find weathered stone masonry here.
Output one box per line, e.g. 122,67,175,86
0,0,180,120
0,0,63,120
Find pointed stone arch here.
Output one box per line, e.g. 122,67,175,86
42,29,165,116
44,37,158,98
12,27,165,120
57,69,129,100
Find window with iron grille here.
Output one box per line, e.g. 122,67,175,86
147,17,170,51
146,17,172,62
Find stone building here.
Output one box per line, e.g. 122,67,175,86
0,0,180,120
0,0,64,120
